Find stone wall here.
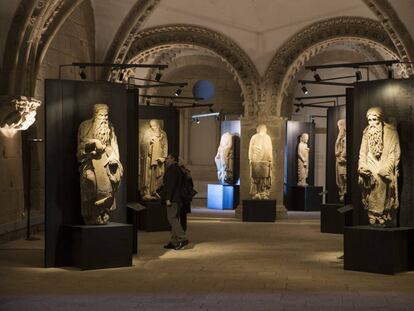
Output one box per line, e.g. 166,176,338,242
0,1,94,238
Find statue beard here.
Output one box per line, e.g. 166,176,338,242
93,119,111,146
367,123,383,159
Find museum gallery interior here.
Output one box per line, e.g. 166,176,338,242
1,0,414,310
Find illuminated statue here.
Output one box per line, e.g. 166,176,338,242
358,107,400,227
139,119,168,200
248,124,273,199
0,96,41,137
297,133,309,186
77,104,123,225
335,119,347,202
215,132,234,184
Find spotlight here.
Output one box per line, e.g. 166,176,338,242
196,118,200,124
295,107,300,113
355,70,362,81
79,67,87,80
209,108,214,113
301,85,308,94
313,72,321,82
174,88,182,96
146,99,150,106
155,71,162,81
387,66,394,79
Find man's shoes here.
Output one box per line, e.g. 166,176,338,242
174,239,189,250
163,243,175,249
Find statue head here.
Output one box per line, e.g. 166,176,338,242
93,104,109,123
149,119,161,133
337,119,346,136
93,104,111,145
256,124,267,135
300,133,309,143
366,107,383,128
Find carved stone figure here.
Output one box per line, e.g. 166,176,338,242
335,119,347,202
0,96,41,137
297,133,309,186
139,119,168,201
358,107,400,227
248,124,273,199
215,132,234,184
77,104,123,225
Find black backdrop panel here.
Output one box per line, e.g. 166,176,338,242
285,121,316,210
326,105,346,204
349,78,414,227
137,106,180,200
45,79,136,267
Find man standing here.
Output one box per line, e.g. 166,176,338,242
163,153,188,250
358,107,400,227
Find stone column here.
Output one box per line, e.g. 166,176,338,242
236,116,287,219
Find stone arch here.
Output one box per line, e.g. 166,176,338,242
263,16,407,118
118,24,260,117
1,0,87,96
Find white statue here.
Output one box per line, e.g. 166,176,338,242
358,107,400,227
139,119,168,201
248,124,273,199
335,119,347,202
77,104,123,225
297,133,310,186
215,132,234,184
0,96,41,137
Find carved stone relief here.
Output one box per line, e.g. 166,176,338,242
215,132,234,185
297,133,309,186
335,119,347,202
358,107,400,227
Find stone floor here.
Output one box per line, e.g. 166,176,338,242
0,209,413,310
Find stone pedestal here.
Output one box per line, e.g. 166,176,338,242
138,201,170,232
207,184,239,210
291,186,322,211
320,203,350,234
242,199,276,222
344,226,414,275
63,223,132,270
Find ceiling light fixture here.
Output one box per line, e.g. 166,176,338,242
355,70,362,81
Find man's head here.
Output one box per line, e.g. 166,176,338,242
256,124,267,135
300,133,309,143
166,153,179,166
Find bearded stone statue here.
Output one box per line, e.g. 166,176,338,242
139,119,168,201
77,104,123,225
335,119,347,202
215,132,234,184
358,107,400,227
248,124,273,199
297,133,309,186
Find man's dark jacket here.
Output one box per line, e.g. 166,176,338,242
162,162,183,203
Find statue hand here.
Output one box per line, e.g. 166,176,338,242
358,167,371,177
95,140,105,151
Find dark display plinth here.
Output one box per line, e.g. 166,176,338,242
242,200,276,222
344,226,414,275
63,223,132,270
127,202,147,254
320,203,349,234
291,186,322,211
138,201,171,232
207,184,239,210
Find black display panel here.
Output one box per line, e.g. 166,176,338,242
45,79,137,267
349,78,414,227
285,121,315,210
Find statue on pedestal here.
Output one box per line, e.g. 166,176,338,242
139,119,168,201
77,104,123,225
297,133,309,186
248,124,273,199
215,132,234,184
335,119,347,202
358,107,400,227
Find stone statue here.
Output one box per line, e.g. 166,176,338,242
77,104,123,225
297,133,309,186
215,132,234,184
335,119,347,202
358,107,400,227
139,119,168,201
248,124,273,199
0,96,41,137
